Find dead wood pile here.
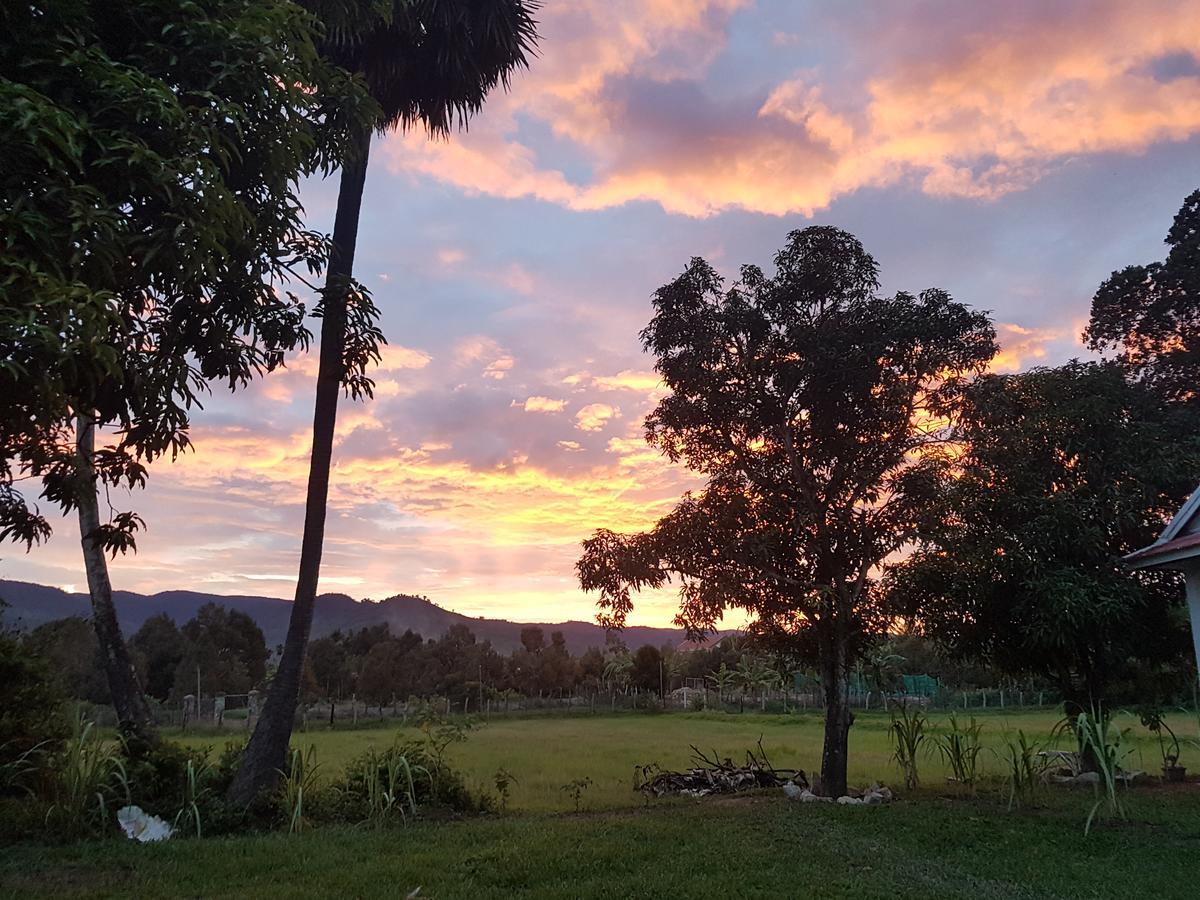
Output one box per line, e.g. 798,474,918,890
635,739,807,798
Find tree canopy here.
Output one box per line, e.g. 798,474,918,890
578,226,997,794
0,0,373,548
1085,189,1200,407
886,361,1200,709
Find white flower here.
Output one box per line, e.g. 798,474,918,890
117,805,174,842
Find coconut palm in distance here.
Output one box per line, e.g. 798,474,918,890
230,0,540,805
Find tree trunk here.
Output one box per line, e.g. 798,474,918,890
818,635,854,797
75,416,158,746
228,128,371,806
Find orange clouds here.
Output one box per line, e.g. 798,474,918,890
989,321,1086,373
575,403,621,431
520,396,568,413
380,0,1200,217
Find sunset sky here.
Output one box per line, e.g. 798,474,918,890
8,0,1200,626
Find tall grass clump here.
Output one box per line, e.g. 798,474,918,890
1076,709,1133,835
888,702,927,790
368,750,425,827
278,745,320,834
45,714,128,834
996,729,1045,810
934,714,984,791
174,755,213,837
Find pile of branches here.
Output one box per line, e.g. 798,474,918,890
635,738,807,798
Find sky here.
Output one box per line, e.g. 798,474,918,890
7,0,1200,626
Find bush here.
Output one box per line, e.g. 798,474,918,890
0,631,68,793
119,738,248,837
328,739,490,825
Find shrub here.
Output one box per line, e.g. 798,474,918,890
0,631,68,790
120,739,247,837
330,739,488,825
560,776,593,812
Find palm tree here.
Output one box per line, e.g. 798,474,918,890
603,653,633,694
707,663,737,706
230,1,539,805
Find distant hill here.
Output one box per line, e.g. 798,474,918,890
0,580,697,654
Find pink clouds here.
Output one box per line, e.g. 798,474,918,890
380,0,1200,216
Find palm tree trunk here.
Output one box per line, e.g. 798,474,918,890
76,415,158,746
228,126,372,806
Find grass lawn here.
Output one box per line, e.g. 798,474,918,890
5,710,1199,898
173,708,1190,812
3,789,1199,898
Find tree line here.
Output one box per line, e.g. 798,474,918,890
27,601,1154,720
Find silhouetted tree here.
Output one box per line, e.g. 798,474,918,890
578,227,996,796
26,618,109,704
1086,190,1200,407
887,361,1200,712
131,614,184,702
630,645,663,694
172,604,269,699
235,0,540,805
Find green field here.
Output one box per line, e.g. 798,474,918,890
5,710,1200,898
174,708,1187,812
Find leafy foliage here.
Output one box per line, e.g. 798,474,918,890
333,739,484,824
278,745,321,834
0,0,374,548
1086,189,1200,407
887,362,1200,709
306,0,540,136
0,628,69,775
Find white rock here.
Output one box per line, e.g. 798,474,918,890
782,782,805,800
837,795,864,805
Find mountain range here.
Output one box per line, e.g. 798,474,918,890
0,579,699,654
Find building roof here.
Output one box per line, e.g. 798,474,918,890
1125,484,1200,569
